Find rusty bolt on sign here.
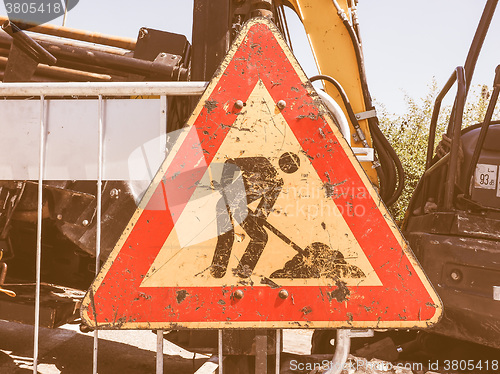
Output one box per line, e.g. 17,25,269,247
278,289,289,299
235,100,244,109
277,100,286,110
233,289,244,299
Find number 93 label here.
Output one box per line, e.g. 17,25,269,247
474,163,498,190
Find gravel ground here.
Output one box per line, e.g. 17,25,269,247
0,320,480,374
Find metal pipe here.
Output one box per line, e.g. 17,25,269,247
443,67,466,210
0,16,136,51
62,0,69,27
330,1,404,205
321,329,374,374
310,75,365,147
317,89,352,145
275,329,281,374
156,103,167,374
96,94,103,275
463,0,498,94
0,30,180,79
45,58,131,78
156,330,164,374
0,261,14,298
36,40,186,79
321,329,351,374
251,0,274,19
255,330,268,374
464,65,500,199
422,67,466,211
33,95,45,374
161,95,167,135
0,81,207,96
0,262,6,285
0,31,131,60
93,94,104,374
0,56,112,82
26,33,132,56
2,21,57,65
218,329,223,374
442,0,498,181
425,72,459,170
423,153,450,178
33,67,112,82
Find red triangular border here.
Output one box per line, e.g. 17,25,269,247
81,19,441,329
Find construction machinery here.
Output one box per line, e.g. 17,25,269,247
0,0,498,371
402,0,500,351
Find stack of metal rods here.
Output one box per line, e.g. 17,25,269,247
0,16,183,83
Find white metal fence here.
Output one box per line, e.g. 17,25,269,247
0,82,215,374
0,81,370,374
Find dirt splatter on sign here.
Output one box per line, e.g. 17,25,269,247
81,18,442,329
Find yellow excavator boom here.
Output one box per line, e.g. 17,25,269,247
286,0,378,184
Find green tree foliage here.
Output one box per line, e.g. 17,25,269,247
377,81,500,221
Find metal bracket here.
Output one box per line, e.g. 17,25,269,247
494,286,500,301
355,109,377,121
321,329,374,374
152,52,186,80
353,147,374,162
316,90,374,163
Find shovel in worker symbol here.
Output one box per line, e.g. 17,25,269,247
210,152,365,280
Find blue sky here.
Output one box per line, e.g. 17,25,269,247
1,0,499,115
357,1,500,114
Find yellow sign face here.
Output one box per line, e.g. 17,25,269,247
141,80,380,289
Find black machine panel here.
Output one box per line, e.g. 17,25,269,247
461,123,500,209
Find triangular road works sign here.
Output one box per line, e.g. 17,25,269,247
81,18,442,329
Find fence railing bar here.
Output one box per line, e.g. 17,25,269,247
93,95,104,374
218,329,223,374
160,95,167,154
155,97,167,374
156,330,164,374
276,329,281,374
33,95,45,374
0,81,208,97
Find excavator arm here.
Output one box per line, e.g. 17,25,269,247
284,0,404,204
